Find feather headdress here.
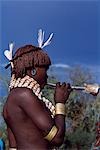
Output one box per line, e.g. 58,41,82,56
4,29,54,69
38,29,54,49
4,42,14,68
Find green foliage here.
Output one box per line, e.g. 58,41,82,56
65,127,95,150
0,75,10,93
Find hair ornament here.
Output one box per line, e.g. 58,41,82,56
38,29,54,49
4,42,14,68
4,29,53,69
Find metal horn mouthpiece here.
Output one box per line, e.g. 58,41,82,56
47,83,100,94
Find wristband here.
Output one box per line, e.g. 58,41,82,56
55,103,66,115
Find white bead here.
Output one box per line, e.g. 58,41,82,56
49,102,52,109
36,88,40,94
23,75,29,80
38,93,42,99
42,97,46,102
18,79,25,87
51,115,54,118
33,88,37,93
14,78,21,87
35,88,40,95
45,101,48,106
11,74,15,80
28,82,34,88
34,84,38,90
35,92,39,96
9,79,16,88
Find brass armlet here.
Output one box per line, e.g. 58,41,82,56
44,125,58,141
55,103,66,115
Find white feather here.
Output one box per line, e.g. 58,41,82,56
4,42,14,60
9,43,14,52
38,29,44,48
42,33,53,48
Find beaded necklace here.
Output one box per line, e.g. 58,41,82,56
9,74,55,117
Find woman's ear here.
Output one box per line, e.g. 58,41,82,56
31,69,37,76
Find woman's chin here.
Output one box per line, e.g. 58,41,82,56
40,85,44,89
41,82,46,89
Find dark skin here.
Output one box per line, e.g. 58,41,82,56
3,66,72,150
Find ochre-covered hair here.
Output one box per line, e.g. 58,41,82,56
12,45,51,78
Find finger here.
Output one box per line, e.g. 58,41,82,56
90,92,98,96
66,83,73,92
68,88,73,92
62,82,66,87
66,83,71,89
56,82,61,87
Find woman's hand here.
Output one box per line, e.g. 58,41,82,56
54,82,72,104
